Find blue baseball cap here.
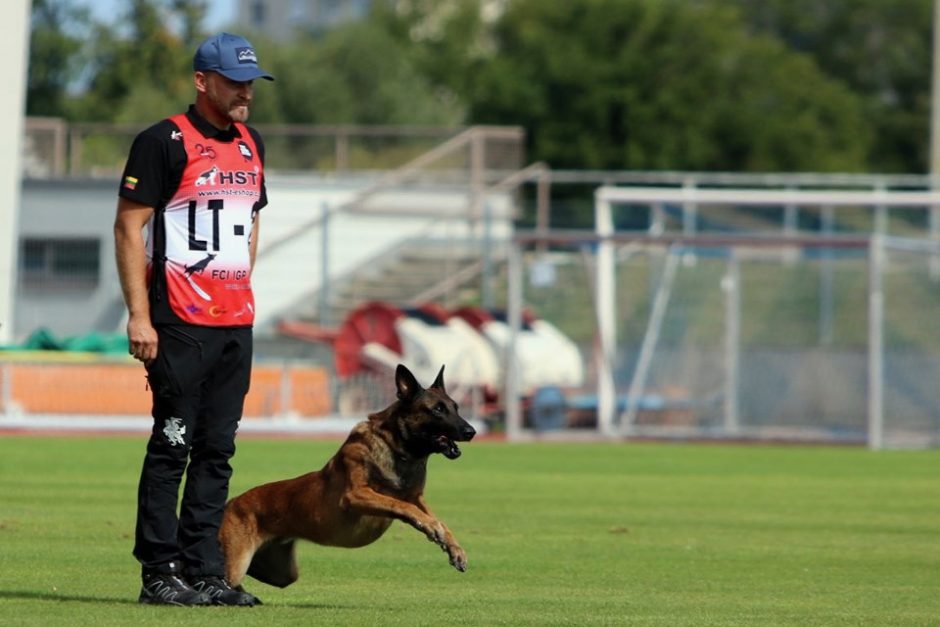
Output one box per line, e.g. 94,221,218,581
193,32,274,82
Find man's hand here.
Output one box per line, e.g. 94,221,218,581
127,313,158,365
114,197,156,364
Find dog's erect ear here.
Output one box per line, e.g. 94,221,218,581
396,364,422,402
430,365,446,391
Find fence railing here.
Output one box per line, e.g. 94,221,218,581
23,117,490,178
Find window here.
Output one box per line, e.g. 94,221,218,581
20,238,100,288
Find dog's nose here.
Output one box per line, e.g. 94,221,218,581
461,424,476,441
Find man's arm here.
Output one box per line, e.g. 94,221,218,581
114,197,158,364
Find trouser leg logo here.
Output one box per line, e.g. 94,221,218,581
163,417,187,446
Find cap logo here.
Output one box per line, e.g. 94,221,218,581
236,47,258,65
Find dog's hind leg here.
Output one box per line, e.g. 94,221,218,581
246,539,300,588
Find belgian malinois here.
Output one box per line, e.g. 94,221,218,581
219,364,476,599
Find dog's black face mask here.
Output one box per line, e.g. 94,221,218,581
395,364,476,460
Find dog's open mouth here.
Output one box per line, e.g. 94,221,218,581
434,435,461,459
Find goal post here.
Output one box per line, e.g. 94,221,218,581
501,186,940,448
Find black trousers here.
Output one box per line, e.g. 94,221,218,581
133,325,252,577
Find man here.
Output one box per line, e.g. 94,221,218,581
114,32,274,607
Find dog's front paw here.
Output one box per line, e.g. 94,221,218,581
447,544,467,572
423,520,448,547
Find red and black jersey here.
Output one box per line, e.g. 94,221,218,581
119,106,268,327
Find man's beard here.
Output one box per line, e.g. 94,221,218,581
228,104,250,123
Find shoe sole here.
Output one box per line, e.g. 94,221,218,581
138,594,212,606
207,595,260,607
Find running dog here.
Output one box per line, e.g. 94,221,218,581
219,364,476,595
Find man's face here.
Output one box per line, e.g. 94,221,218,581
197,71,254,124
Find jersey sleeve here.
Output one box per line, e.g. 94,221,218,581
118,122,178,208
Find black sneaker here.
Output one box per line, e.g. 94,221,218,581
139,572,212,606
189,575,261,606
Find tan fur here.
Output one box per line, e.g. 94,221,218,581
219,365,474,589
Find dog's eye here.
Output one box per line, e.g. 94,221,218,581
433,402,446,415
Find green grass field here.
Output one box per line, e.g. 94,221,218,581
1,435,938,626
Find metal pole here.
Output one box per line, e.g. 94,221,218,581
470,128,485,230
723,252,740,434
621,250,679,431
681,177,697,266
482,201,493,309
931,0,940,278
536,169,551,255
783,184,799,265
820,205,835,346
505,242,524,440
595,191,617,437
867,236,885,450
319,202,330,326
874,182,888,235
931,199,940,280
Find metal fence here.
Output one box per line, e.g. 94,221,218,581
501,187,940,449
23,117,526,179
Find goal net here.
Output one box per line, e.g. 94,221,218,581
502,186,940,448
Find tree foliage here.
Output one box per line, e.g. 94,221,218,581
27,0,89,117
731,0,933,172
451,0,870,171
71,0,201,122
253,19,463,126
25,0,935,173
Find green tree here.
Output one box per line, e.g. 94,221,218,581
464,0,869,171
258,19,464,126
27,0,90,117
376,0,490,105
732,0,933,172
72,0,204,122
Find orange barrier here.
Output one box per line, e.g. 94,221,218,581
0,361,332,417
242,365,333,417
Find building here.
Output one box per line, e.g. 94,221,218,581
236,0,376,39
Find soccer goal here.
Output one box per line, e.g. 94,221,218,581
502,186,940,449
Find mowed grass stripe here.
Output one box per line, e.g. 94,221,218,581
0,436,937,626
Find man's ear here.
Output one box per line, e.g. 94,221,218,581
430,365,445,391
396,364,422,401
194,71,209,94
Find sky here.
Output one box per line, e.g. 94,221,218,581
76,0,236,32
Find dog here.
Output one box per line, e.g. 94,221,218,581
219,363,476,598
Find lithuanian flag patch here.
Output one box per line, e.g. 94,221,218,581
123,176,139,190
